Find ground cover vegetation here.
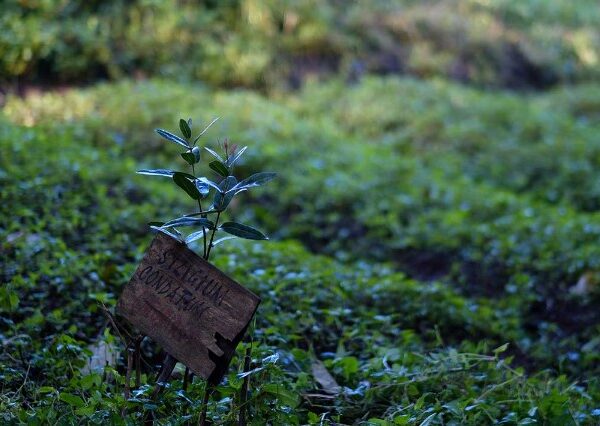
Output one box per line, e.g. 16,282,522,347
1,0,600,424
2,0,600,90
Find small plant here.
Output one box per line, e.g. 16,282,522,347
138,117,276,261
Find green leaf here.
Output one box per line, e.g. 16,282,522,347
179,118,192,139
80,373,101,390
59,392,84,407
367,419,388,426
192,146,201,162
137,169,174,177
185,230,207,244
204,147,224,163
9,291,19,310
494,343,510,355
220,222,268,240
173,172,201,200
195,180,210,198
211,236,237,247
155,128,189,148
261,384,299,408
219,175,238,192
192,117,220,145
150,226,184,242
197,177,222,192
209,160,229,177
181,152,196,165
161,217,214,229
137,169,196,179
233,172,277,191
75,406,96,416
419,413,438,426
226,146,248,167
212,192,225,211
184,209,217,217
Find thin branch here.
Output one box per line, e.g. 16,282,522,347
204,211,221,260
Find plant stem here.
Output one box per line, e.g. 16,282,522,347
204,211,221,260
199,199,207,258
192,163,208,258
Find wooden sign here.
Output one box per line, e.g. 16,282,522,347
117,233,260,384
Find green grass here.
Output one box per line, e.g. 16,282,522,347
3,3,600,423
2,74,600,423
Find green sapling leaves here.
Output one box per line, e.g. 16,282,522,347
137,169,176,177
196,177,222,192
192,117,220,145
213,176,238,211
173,172,201,199
181,152,197,165
140,118,276,256
204,147,224,163
220,222,268,240
192,146,201,161
226,146,248,167
209,160,229,177
161,217,214,229
195,180,210,197
233,172,277,191
156,128,189,148
179,118,192,139
210,236,237,247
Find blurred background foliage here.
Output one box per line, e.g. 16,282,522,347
1,0,599,90
2,0,600,424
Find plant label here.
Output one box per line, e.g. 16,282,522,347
117,233,260,383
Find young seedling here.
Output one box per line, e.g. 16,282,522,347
138,117,276,260
132,118,275,423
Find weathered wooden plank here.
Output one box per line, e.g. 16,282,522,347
117,233,260,383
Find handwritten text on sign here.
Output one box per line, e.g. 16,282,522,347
117,233,260,383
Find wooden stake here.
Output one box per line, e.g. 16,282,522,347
238,346,252,426
122,345,134,417
135,336,142,388
151,354,178,399
198,383,214,426
183,366,190,391
143,353,178,425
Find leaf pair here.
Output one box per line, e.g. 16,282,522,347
160,216,214,229
150,217,212,243
156,117,219,149
153,218,266,244
141,118,275,252
205,145,248,175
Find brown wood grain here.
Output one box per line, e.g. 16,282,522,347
117,233,260,383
